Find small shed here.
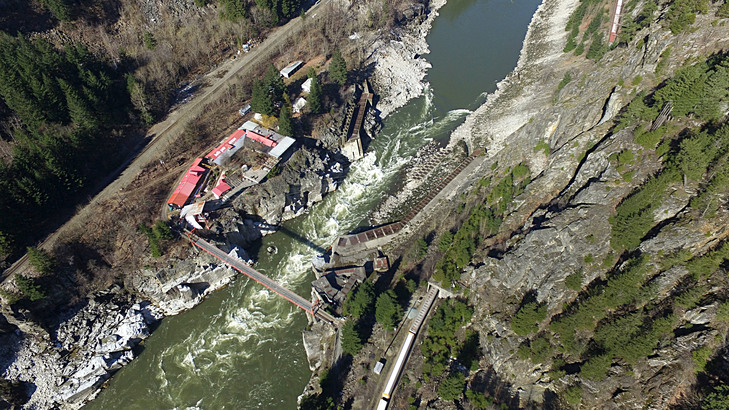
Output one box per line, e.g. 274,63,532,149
374,256,389,272
301,77,313,93
280,61,304,78
293,97,307,113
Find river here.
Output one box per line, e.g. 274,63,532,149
87,0,540,408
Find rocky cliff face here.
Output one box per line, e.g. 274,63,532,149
421,0,729,407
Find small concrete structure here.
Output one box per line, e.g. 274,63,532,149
374,256,389,272
280,61,304,78
311,266,366,305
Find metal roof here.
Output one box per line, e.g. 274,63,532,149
167,158,208,207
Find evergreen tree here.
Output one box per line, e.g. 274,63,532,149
329,48,347,86
375,290,402,330
510,302,546,336
14,275,45,302
278,99,293,136
220,0,249,20
251,79,274,116
343,280,375,318
280,0,299,19
341,319,363,355
42,0,74,21
26,247,55,276
58,78,98,129
0,232,14,259
264,63,285,104
703,385,729,410
438,372,465,401
307,68,324,114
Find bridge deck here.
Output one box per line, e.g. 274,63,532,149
191,235,336,323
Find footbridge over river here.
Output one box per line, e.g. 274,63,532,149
187,233,337,324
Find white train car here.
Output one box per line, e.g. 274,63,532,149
377,287,439,409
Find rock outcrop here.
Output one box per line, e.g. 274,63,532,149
231,146,346,225
2,287,162,409
130,247,252,316
368,0,447,118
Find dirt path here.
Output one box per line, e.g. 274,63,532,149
2,3,329,281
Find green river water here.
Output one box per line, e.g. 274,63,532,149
87,0,540,408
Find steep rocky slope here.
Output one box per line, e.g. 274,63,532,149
425,0,729,407
358,0,729,408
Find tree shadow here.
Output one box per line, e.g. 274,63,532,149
0,1,55,35
470,367,521,409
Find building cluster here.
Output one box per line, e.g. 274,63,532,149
166,120,296,230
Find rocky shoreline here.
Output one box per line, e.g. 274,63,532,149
0,0,451,408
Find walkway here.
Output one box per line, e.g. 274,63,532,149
189,233,337,323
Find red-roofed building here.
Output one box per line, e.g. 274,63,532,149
246,130,277,147
212,179,232,199
206,129,246,165
167,158,209,209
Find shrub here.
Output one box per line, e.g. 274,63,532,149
565,271,582,291
557,72,572,91
565,385,582,405
693,346,713,373
412,238,428,260
635,127,666,149
535,140,550,155
153,220,174,240
143,32,157,50
466,389,491,409
716,302,729,322
528,336,552,364
675,285,706,308
138,223,162,257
